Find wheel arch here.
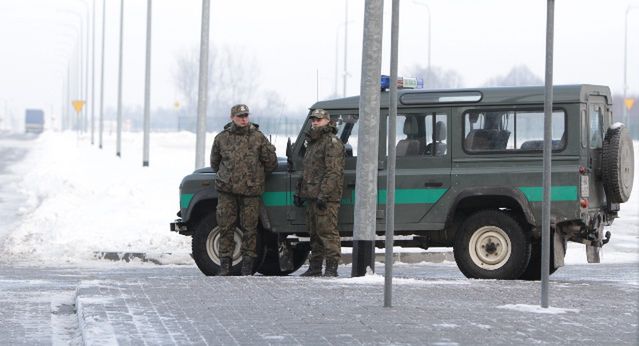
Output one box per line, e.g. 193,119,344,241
445,187,536,240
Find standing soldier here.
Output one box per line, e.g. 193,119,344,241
210,104,277,276
297,109,345,277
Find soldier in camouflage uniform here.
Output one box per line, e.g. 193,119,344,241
296,109,345,277
210,104,277,276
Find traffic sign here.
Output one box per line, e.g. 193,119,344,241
72,100,85,113
624,98,635,111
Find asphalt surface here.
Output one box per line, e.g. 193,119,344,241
0,262,636,345
0,132,32,238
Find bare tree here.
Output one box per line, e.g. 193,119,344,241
173,45,261,123
483,65,543,87
407,65,464,89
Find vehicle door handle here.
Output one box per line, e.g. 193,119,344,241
424,182,443,188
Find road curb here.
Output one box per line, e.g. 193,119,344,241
93,250,455,265
75,286,119,345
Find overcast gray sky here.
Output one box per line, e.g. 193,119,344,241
0,0,638,124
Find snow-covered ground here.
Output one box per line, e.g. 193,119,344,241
0,131,637,265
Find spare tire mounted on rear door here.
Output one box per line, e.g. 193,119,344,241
602,123,634,203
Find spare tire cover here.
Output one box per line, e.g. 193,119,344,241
602,123,634,203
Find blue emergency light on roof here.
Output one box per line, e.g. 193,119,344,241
380,75,424,91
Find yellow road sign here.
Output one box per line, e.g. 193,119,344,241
72,100,85,113
624,98,635,111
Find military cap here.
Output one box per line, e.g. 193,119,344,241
309,108,330,120
231,104,250,117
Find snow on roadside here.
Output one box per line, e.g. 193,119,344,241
1,132,197,264
497,304,579,314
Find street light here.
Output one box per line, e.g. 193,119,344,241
413,1,431,83
623,5,638,127
335,20,354,97
57,9,85,130
343,0,349,97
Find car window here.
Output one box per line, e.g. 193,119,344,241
391,112,448,157
334,113,359,157
463,109,565,152
589,105,603,149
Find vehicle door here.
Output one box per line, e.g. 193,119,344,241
584,97,608,209
379,109,452,228
291,111,360,228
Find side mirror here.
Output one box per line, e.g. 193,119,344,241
286,137,293,172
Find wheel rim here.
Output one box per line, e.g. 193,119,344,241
468,226,512,270
206,226,243,266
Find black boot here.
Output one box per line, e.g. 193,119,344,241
241,256,255,276
300,258,323,277
323,258,339,277
218,257,232,276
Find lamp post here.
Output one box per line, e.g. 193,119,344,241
57,10,84,131
335,20,354,97
413,1,431,81
343,0,349,97
623,6,638,127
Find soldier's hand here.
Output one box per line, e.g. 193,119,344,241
316,197,327,211
293,194,305,208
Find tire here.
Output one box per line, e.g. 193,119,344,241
519,238,558,281
257,241,310,276
453,210,531,280
191,213,263,276
602,123,634,203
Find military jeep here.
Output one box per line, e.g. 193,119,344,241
171,84,634,280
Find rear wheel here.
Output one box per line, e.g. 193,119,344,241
191,213,263,276
519,238,558,281
453,210,531,280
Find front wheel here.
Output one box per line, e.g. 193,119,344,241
453,210,531,280
191,213,262,276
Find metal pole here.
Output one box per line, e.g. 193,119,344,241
427,5,431,75
385,0,400,308
335,28,339,96
79,18,83,133
541,0,555,309
91,0,96,144
66,64,71,130
195,0,211,169
84,4,89,134
142,0,152,167
116,0,124,157
343,0,348,97
99,0,105,149
624,6,629,126
623,7,638,127
352,0,384,277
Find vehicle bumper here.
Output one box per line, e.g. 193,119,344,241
170,219,190,236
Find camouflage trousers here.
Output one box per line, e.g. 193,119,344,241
216,192,260,259
306,200,342,263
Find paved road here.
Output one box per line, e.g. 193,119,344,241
0,132,33,238
0,262,636,345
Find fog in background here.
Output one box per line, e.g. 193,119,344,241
0,0,638,136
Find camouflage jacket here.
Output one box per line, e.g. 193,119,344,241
299,124,345,202
210,122,277,196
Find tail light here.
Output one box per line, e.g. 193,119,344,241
580,198,589,208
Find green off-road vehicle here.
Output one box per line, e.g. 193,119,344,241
171,84,634,280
